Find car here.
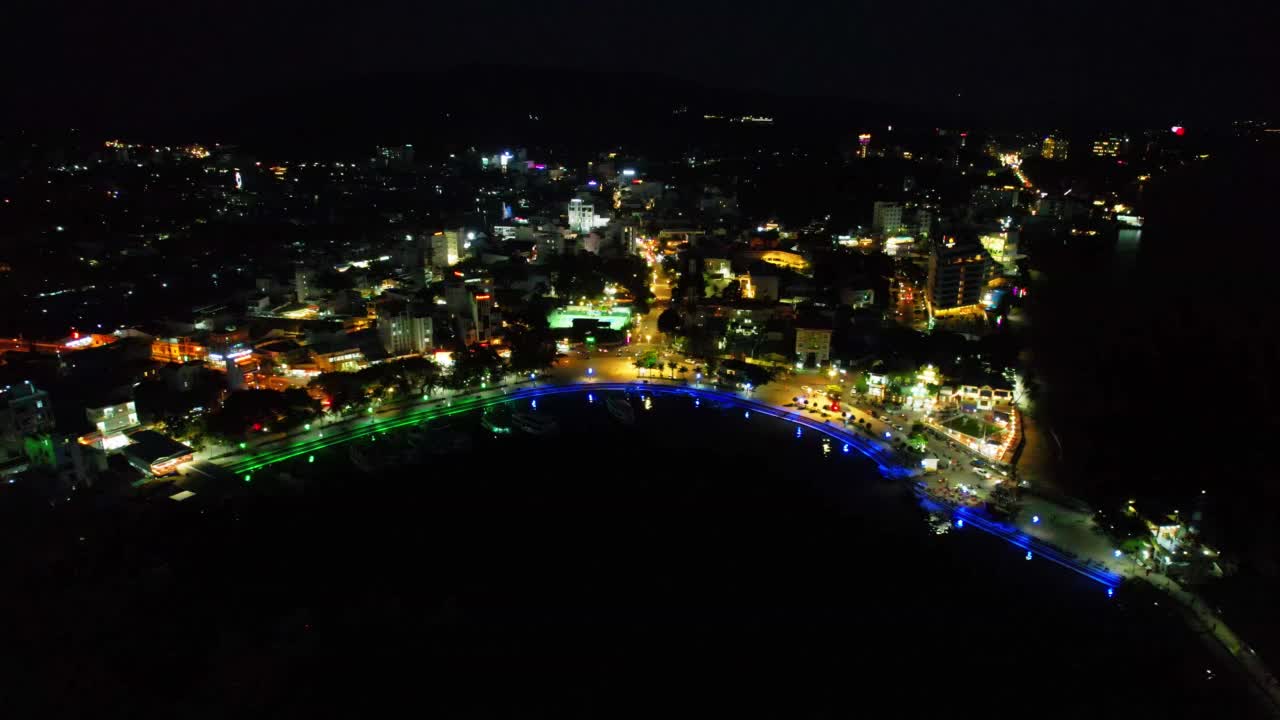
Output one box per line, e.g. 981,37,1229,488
974,469,991,478
970,459,987,468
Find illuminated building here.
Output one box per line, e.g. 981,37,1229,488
871,201,904,235
443,280,497,345
568,197,610,235
858,133,872,158
795,326,833,366
735,249,810,274
883,236,916,257
378,302,434,356
979,232,1021,274
431,230,460,268
0,332,117,355
152,337,208,364
310,343,367,373
970,185,1021,214
927,237,992,311
121,430,194,477
295,266,315,303
1041,135,1069,160
80,401,140,452
1092,136,1123,157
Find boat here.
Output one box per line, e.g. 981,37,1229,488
512,409,560,436
604,393,635,424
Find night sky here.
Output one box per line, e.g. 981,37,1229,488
6,0,1277,128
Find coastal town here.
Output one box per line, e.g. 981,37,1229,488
3,116,1278,712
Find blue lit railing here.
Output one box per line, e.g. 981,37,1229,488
224,380,1119,590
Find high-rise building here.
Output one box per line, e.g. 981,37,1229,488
295,267,315,303
378,302,434,356
0,381,53,438
442,280,495,346
0,381,54,466
871,201,905,236
432,230,460,268
927,237,992,311
1092,136,1123,157
970,186,1021,215
1041,135,1069,160
568,197,610,235
979,232,1021,275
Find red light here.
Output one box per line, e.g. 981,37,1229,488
1171,125,1185,136
453,271,463,277
252,423,262,431
72,331,80,340
474,294,491,300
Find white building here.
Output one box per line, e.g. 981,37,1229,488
82,401,140,451
568,197,610,235
378,305,433,356
431,230,460,268
872,201,905,236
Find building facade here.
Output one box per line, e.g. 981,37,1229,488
871,201,904,236
1092,136,1123,157
568,197,610,235
795,327,833,366
1041,135,1069,160
927,238,992,311
431,230,460,268
378,304,433,356
82,401,140,451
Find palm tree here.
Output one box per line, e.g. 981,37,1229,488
666,361,677,379
633,360,645,377
678,365,689,381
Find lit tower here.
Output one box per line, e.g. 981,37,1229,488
858,133,872,159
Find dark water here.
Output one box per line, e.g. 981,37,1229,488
4,391,1266,718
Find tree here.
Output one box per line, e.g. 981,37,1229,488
657,308,682,335
507,327,556,373
678,365,689,381
206,389,318,442
666,361,677,378
396,355,442,397
854,376,869,395
911,421,926,436
637,349,661,376
450,345,506,389
310,372,364,412
908,434,928,452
